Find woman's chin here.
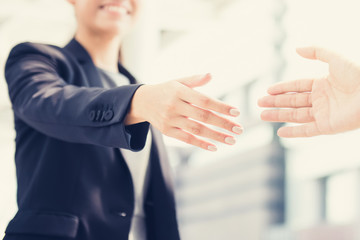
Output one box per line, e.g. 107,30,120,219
96,24,132,37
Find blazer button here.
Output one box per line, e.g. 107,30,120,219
89,110,96,121
118,212,127,217
104,109,114,121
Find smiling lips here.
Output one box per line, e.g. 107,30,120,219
99,2,132,15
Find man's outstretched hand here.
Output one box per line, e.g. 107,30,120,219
258,47,360,137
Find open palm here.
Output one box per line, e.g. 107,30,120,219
258,47,360,137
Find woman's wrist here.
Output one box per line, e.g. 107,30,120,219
124,85,149,125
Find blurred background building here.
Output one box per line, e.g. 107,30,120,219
1,0,360,239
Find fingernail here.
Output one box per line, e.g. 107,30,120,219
229,109,240,116
232,126,243,134
208,145,217,152
225,137,236,145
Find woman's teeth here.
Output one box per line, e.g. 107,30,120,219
103,5,128,14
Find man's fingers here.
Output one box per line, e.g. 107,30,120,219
179,86,240,117
296,46,339,63
176,73,212,88
172,117,237,145
260,108,314,123
164,127,218,151
258,93,312,108
178,101,243,135
267,79,314,95
277,122,321,138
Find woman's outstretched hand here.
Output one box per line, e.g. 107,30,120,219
258,47,360,138
126,74,243,151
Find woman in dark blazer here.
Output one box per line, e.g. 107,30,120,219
3,0,243,239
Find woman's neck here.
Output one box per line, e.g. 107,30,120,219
75,28,123,72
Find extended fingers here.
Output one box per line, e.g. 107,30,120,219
178,85,240,117
258,93,312,108
172,116,237,145
277,122,321,138
164,127,218,151
267,79,314,95
178,101,243,135
260,108,314,123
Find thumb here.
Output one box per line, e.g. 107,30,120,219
176,73,212,88
296,46,337,63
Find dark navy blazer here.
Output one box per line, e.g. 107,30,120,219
3,39,180,240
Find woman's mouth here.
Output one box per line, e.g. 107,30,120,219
99,2,131,15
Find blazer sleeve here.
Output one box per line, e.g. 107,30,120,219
5,43,149,150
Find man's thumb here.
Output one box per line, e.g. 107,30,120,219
176,73,212,88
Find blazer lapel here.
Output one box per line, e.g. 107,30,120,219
63,38,139,86
63,39,103,87
118,62,138,84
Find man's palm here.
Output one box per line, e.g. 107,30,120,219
259,47,360,137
